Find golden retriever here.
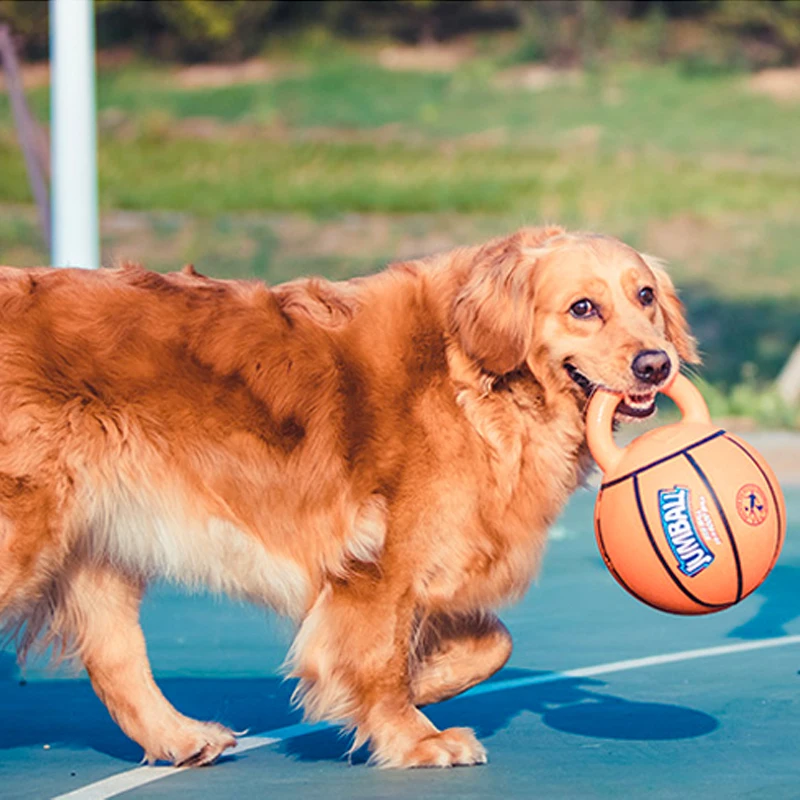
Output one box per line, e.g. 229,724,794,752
0,226,697,768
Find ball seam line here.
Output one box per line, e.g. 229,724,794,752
722,434,785,568
600,429,726,490
683,450,743,604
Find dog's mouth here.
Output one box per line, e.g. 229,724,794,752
564,363,657,420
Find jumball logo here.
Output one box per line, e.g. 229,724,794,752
658,486,714,578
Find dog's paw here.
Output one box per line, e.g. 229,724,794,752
381,727,487,769
145,720,237,767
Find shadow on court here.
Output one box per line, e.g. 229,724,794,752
0,653,302,763
281,667,718,764
0,654,717,766
726,563,800,640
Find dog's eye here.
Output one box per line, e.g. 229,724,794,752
638,287,655,306
570,299,596,319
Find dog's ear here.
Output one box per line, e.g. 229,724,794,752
642,254,700,364
451,227,562,374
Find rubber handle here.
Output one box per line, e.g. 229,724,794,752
586,373,712,476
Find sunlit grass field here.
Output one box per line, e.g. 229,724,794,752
0,41,798,417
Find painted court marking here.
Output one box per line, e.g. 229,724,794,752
53,634,800,800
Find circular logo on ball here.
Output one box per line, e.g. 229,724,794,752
736,484,768,526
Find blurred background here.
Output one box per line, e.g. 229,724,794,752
0,0,799,427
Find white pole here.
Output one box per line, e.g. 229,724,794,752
50,0,99,269
776,342,800,406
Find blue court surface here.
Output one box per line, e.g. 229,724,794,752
2,481,798,799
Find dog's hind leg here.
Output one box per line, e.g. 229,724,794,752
411,611,512,707
59,562,237,766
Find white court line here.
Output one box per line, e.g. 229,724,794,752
51,722,332,800
52,634,800,800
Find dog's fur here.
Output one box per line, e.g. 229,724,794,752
0,227,697,767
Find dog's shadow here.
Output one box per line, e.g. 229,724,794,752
0,653,717,765
284,667,718,763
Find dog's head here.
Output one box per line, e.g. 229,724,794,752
451,227,699,419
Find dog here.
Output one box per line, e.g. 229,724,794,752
0,226,697,768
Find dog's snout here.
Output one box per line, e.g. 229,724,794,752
631,349,671,385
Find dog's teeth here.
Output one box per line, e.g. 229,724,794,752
625,393,655,407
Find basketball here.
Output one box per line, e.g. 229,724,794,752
587,374,786,615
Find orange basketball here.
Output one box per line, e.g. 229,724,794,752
587,375,786,615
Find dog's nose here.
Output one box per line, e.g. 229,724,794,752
631,350,671,385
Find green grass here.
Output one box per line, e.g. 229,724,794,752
85,60,800,164
2,55,800,223
695,376,799,429
0,134,40,205
2,135,798,224
4,56,800,162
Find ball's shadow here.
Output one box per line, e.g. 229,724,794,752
727,563,800,640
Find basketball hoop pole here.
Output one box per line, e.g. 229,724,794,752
50,0,99,269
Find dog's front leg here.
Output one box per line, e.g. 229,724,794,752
61,563,237,766
288,578,487,768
